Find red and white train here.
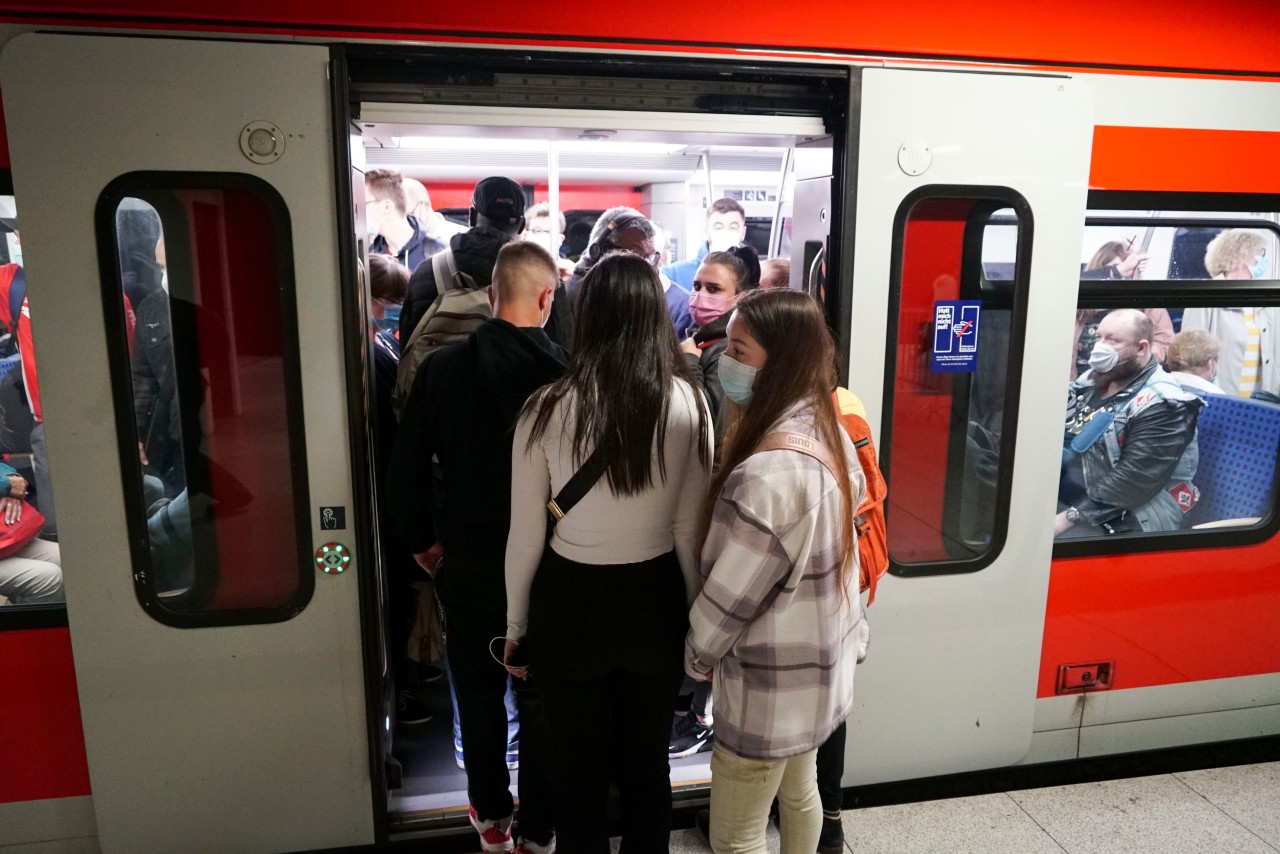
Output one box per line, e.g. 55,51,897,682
0,2,1278,851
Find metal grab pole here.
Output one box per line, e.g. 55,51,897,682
768,148,793,259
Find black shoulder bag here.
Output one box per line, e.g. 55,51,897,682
545,446,609,542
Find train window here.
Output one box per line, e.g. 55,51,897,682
0,182,67,621
98,174,313,627
1078,220,1279,282
1057,198,1280,554
882,190,1031,574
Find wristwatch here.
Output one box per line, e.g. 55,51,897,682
1065,506,1082,524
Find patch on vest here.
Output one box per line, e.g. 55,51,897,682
1167,481,1199,513
1134,390,1156,409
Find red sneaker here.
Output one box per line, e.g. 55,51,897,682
468,806,513,853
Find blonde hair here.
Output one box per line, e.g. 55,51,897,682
493,240,558,302
524,202,566,233
1205,229,1266,277
1167,329,1221,372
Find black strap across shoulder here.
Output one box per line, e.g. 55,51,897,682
546,445,609,537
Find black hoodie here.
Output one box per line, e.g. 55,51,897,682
684,309,732,432
397,225,514,341
388,318,566,606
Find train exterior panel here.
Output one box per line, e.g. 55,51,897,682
0,3,1278,850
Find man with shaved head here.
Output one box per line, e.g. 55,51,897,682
1057,308,1203,538
388,239,561,853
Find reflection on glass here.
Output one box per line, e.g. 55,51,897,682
108,180,309,623
887,199,1021,566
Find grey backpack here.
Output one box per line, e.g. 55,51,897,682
392,249,492,418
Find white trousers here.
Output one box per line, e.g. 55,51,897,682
708,742,821,854
0,537,63,604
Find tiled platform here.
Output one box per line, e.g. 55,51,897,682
659,760,1280,854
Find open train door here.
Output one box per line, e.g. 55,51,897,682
842,68,1094,782
1,34,376,851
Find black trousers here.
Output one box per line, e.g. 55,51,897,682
538,666,683,854
441,592,554,842
529,548,688,853
815,721,847,817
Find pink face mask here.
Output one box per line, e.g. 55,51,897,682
688,289,736,329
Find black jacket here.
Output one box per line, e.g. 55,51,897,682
388,319,566,605
398,226,514,341
684,310,732,432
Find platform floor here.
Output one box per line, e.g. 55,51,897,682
659,760,1280,854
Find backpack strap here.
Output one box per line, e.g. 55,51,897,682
431,249,459,295
755,431,839,475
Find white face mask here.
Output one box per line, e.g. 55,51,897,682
1088,341,1134,374
708,232,739,254
159,270,169,293
525,231,555,254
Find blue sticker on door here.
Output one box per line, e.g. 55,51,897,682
932,300,981,373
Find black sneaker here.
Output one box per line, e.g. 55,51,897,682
817,816,844,854
418,664,445,683
694,808,710,842
396,690,434,726
668,712,714,758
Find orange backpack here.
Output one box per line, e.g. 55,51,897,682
834,389,889,604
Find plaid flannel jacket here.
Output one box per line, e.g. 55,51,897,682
685,403,869,760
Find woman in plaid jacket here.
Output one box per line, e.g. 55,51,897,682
685,289,869,853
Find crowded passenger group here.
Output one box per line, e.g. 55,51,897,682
373,170,866,854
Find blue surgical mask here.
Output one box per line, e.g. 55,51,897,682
375,304,401,335
718,354,759,405
1250,255,1270,279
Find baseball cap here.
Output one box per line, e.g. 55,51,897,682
472,177,527,225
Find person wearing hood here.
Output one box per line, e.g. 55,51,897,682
121,208,187,496
662,197,747,291
367,168,442,275
680,244,761,432
553,207,661,352
388,240,564,854
398,176,527,342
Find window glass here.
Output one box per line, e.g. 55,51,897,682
885,194,1028,571
0,189,65,612
103,177,312,625
1078,218,1278,281
1057,208,1280,547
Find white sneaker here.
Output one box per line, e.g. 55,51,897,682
514,836,556,854
469,806,514,853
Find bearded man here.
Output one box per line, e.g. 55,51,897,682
1057,308,1203,538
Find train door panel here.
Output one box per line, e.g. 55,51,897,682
845,68,1094,783
1,34,374,852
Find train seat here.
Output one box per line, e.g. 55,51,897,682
1188,394,1280,528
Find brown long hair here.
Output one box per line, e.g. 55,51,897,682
700,289,857,592
525,251,710,495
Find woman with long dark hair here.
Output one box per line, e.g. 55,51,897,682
505,251,712,853
685,288,868,853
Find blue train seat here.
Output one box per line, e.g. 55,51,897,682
1188,394,1280,528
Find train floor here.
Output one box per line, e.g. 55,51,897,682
389,664,712,814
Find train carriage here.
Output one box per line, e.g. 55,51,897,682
0,3,1278,850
